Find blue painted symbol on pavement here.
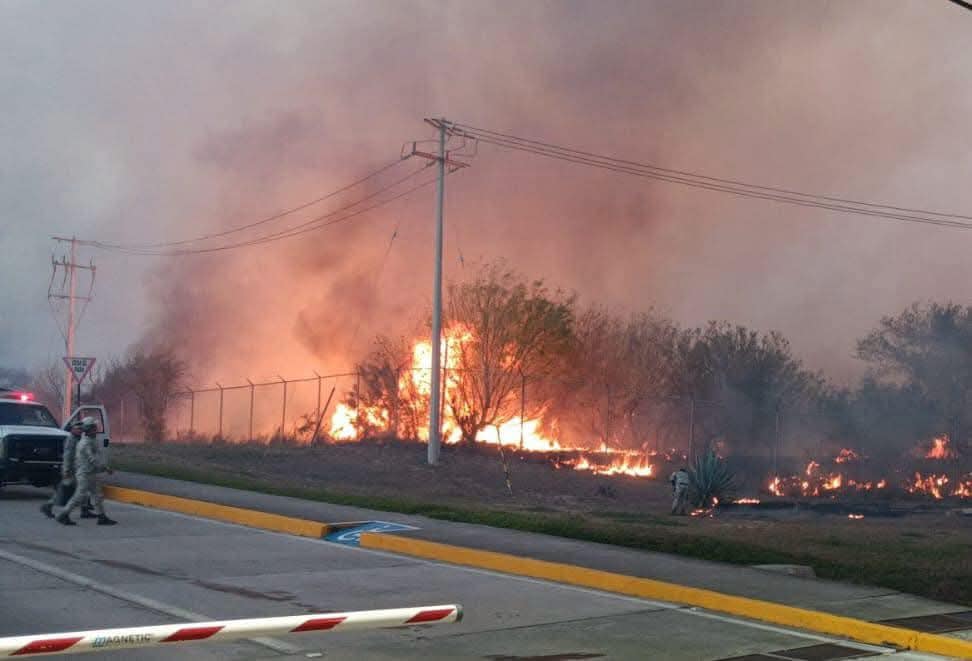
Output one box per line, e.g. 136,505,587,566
325,521,418,546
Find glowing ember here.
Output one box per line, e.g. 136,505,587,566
847,513,864,520
733,497,761,504
925,436,956,460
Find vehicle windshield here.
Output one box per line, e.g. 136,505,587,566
0,402,59,428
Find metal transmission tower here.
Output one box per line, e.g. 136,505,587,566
410,118,469,464
49,236,95,420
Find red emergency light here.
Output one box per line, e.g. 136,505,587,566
5,391,34,402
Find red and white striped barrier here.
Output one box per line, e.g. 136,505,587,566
0,604,462,657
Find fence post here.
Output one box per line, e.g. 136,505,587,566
688,395,696,464
774,401,782,476
519,372,526,450
246,379,255,442
314,370,322,430
216,383,224,441
354,370,361,440
278,375,288,440
189,389,195,436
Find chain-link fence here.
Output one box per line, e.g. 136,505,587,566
160,368,800,467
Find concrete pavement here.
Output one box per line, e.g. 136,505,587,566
0,481,959,659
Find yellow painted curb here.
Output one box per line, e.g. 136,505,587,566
360,533,972,660
103,486,329,539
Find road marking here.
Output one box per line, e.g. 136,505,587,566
0,546,300,656
325,521,419,546
361,533,972,659
136,505,904,653
92,499,939,658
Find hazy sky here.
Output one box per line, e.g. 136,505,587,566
3,0,971,386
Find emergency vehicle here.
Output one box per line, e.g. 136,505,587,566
0,388,110,490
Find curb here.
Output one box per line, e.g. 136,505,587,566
103,486,329,539
360,533,972,660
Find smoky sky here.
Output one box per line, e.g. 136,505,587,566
3,0,972,386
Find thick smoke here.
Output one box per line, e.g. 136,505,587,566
3,1,972,388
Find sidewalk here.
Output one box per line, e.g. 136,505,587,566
107,472,970,631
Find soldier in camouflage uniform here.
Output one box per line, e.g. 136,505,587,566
40,421,83,518
56,417,116,526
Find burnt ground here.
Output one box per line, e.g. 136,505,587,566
114,439,972,606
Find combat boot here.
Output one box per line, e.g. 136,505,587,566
80,507,97,519
55,512,76,526
97,514,117,526
40,504,54,518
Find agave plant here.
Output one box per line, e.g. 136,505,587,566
688,451,737,507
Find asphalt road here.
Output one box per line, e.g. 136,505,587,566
0,486,948,660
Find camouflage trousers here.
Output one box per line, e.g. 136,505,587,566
671,485,689,515
61,474,104,517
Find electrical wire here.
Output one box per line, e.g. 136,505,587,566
450,123,972,230
453,122,972,221
95,156,412,250
88,163,439,256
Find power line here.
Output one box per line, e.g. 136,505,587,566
95,156,412,250
450,122,972,231
457,123,972,220
87,163,439,256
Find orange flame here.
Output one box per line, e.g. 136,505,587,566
835,448,862,464
925,436,955,460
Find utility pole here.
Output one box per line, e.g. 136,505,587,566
49,236,95,422
412,118,468,465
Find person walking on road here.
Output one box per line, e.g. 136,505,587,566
670,467,691,515
55,417,116,526
40,421,82,519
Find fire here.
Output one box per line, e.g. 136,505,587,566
734,497,761,504
326,324,659,479
822,473,843,491
328,402,389,441
925,436,955,460
908,472,948,499
835,448,862,463
475,417,561,451
555,450,655,477
847,513,864,520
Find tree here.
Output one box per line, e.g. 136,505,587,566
88,345,188,442
445,264,575,443
552,308,676,448
857,301,972,459
353,334,428,440
661,323,820,455
28,363,65,415
0,367,30,389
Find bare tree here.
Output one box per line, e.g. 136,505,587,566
101,345,188,442
28,363,65,415
445,263,575,443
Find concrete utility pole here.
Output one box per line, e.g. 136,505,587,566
412,118,468,465
50,236,95,421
